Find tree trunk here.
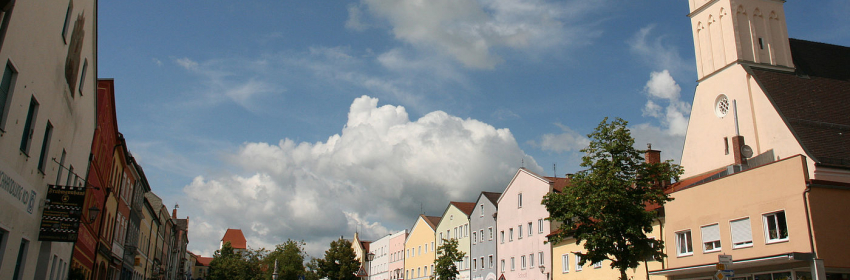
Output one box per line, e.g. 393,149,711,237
620,268,628,280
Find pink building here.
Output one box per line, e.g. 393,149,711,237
497,168,569,280
389,230,408,280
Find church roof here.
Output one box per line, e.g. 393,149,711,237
747,38,850,169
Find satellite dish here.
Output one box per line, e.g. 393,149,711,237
741,145,754,158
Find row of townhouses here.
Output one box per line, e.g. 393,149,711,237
352,1,850,280
0,1,192,279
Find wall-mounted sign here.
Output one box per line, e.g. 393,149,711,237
0,167,37,214
39,185,86,242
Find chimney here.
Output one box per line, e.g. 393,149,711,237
645,143,661,164
172,208,177,219
731,135,747,165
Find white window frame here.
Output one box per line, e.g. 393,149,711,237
528,222,533,236
500,259,505,272
676,230,694,257
500,231,504,243
574,253,582,272
518,193,523,208
518,225,523,239
489,255,494,268
730,217,753,249
763,210,789,243
561,254,569,273
480,256,484,269
480,204,484,217
593,261,602,269
489,227,493,240
521,255,526,270
538,219,544,233
480,230,484,242
538,252,544,266
529,253,534,268
509,228,513,241
511,257,515,271
473,232,477,243
701,223,721,253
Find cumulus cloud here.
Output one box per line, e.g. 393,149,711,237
354,0,605,69
528,123,589,154
184,95,541,257
630,70,691,163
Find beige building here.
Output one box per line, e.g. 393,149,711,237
0,0,98,279
435,202,476,280
405,215,440,280
652,0,850,279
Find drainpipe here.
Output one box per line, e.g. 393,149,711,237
803,182,826,280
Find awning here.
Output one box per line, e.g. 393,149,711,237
649,253,813,277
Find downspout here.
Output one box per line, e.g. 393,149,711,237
803,183,816,259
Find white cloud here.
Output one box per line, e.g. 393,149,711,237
172,57,280,112
345,5,370,31
184,95,542,257
631,70,692,163
176,57,199,71
528,123,590,154
628,25,690,75
355,0,605,69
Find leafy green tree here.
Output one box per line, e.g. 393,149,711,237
432,239,465,280
266,239,307,280
317,238,361,280
209,241,266,280
305,258,322,280
543,117,683,280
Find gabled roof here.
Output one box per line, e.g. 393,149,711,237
747,38,850,169
406,215,441,244
425,215,442,228
222,228,247,249
481,192,501,205
450,202,476,216
544,176,571,193
360,241,371,253
196,256,213,266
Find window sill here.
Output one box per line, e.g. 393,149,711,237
703,249,722,254
677,253,694,258
766,238,789,245
732,244,753,250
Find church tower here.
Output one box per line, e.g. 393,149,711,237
688,0,794,80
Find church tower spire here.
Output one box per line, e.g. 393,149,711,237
688,0,794,80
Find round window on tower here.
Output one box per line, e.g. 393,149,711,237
714,94,730,118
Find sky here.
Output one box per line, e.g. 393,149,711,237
97,0,850,258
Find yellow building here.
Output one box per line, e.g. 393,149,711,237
405,215,440,280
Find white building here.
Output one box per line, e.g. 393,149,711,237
0,0,97,279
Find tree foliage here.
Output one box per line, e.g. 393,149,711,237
208,241,266,280
542,117,683,280
317,238,361,280
266,239,308,280
433,238,465,280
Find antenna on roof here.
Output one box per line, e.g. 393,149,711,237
420,202,423,215
553,164,556,178
521,158,525,168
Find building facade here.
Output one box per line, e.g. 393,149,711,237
0,0,98,278
369,233,391,280
470,192,500,280
388,230,407,280
405,215,440,280
436,202,475,280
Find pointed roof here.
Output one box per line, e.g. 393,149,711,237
425,215,442,228
747,38,850,169
222,228,247,249
196,256,213,266
544,176,572,193
480,191,502,206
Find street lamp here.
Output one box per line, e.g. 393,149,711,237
88,205,100,223
366,253,375,280
539,265,548,280
273,259,279,280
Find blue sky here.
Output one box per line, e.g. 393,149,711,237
98,0,849,257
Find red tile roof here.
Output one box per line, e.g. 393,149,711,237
451,202,476,216
544,176,572,192
424,215,442,229
222,228,247,249
481,192,501,205
196,257,213,266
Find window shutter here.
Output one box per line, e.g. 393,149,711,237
730,218,752,244
701,224,720,243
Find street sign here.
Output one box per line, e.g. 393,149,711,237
718,255,732,266
38,185,86,242
355,267,367,277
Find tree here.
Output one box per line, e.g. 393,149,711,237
432,238,465,280
304,258,322,280
316,238,361,280
208,241,266,280
266,239,307,280
542,117,683,280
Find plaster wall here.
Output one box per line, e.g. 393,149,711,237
370,233,391,280
806,186,850,268
436,204,472,280
389,230,407,280
470,195,498,280
551,222,664,280
665,156,812,269
497,169,551,280
405,216,436,280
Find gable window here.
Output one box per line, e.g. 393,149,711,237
701,224,721,252
0,61,16,130
764,211,789,242
730,218,753,248
19,97,38,155
518,193,523,208
676,230,693,256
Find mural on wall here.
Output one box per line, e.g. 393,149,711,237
65,12,85,92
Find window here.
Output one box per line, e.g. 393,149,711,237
0,62,16,130
61,1,73,43
480,205,484,217
593,261,602,269
528,222,533,236
473,232,477,243
473,258,477,271
13,238,29,280
538,219,544,233
518,225,523,239
418,246,421,255
55,150,66,185
439,233,443,243
425,244,428,253
50,255,58,280
480,230,484,242
701,224,721,252
500,259,505,272
538,252,544,266
0,228,7,265
574,254,582,271
509,228,513,241
37,122,53,173
730,218,753,248
489,228,493,240
561,254,569,273
529,254,534,268
78,59,87,94
431,242,434,251
518,193,523,208
19,97,39,155
500,231,504,243
676,230,693,256
480,257,484,269
465,224,469,237
510,257,515,271
764,211,789,242
521,255,526,270
417,267,420,278
489,255,493,268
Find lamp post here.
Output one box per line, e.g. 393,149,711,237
366,252,375,280
88,205,100,223
273,259,279,280
539,265,548,280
